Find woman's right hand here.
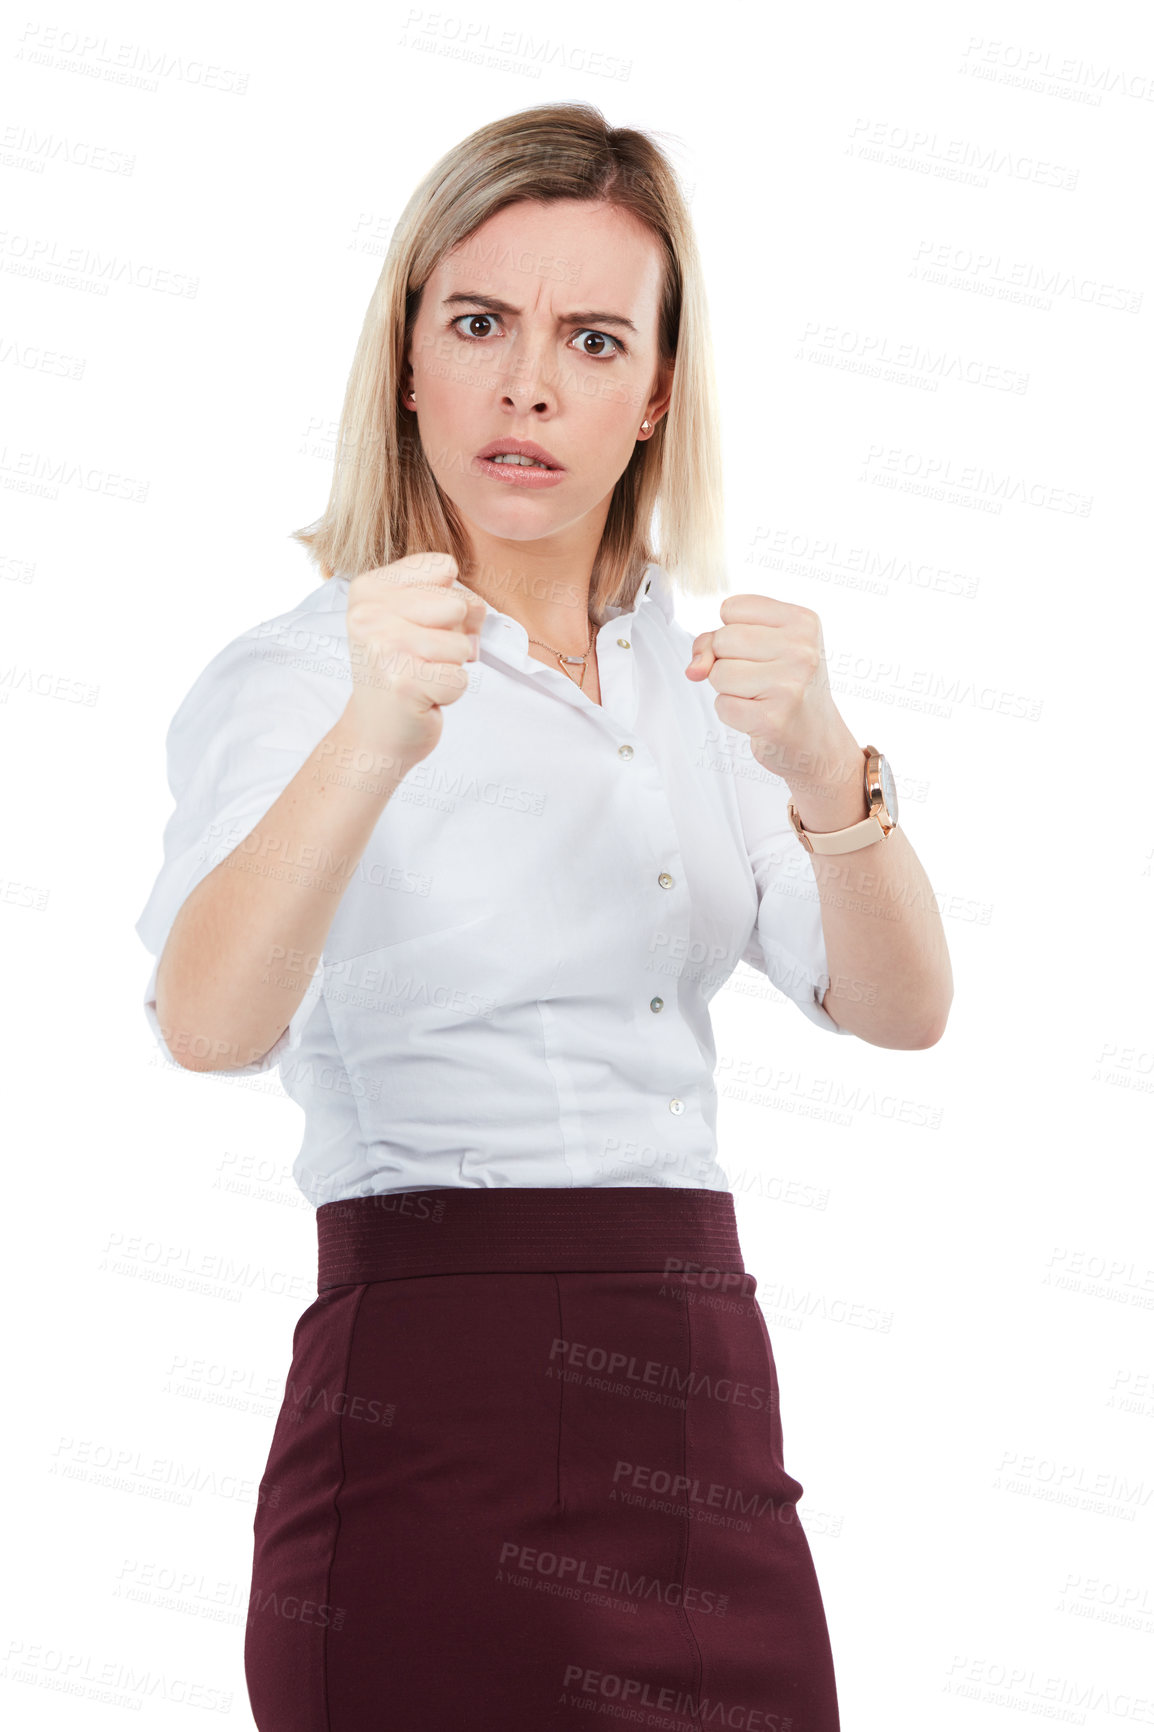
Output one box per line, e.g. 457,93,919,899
343,552,488,770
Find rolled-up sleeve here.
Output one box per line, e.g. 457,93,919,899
135,618,350,1075
731,744,855,1037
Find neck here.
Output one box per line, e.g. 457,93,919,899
461,560,597,655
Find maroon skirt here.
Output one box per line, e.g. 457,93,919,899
245,1187,841,1731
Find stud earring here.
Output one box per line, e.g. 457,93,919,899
640,420,651,434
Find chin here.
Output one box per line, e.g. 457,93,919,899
456,490,574,535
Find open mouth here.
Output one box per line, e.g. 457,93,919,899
474,439,564,471
487,454,556,470
473,444,566,486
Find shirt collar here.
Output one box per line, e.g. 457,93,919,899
477,561,673,643
636,563,674,623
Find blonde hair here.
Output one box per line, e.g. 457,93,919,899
293,101,725,615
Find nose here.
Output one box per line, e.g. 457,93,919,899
496,325,558,417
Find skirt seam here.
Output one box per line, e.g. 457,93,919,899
323,1280,371,1731
675,1281,706,1722
551,1271,566,1513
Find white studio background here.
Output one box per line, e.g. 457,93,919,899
3,1,1151,1726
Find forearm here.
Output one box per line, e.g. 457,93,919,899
758,725,954,1048
155,705,414,1072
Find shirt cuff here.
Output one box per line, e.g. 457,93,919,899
141,952,325,1076
756,935,856,1036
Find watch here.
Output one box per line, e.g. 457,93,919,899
787,744,898,855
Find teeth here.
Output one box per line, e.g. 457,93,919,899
489,453,550,468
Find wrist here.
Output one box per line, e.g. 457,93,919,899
323,707,420,790
754,731,867,831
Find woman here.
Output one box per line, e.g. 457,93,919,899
137,102,952,1732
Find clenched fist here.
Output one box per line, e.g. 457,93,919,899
343,551,488,770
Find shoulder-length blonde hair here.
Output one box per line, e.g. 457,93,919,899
293,101,725,616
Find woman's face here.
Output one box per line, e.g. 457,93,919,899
405,198,672,561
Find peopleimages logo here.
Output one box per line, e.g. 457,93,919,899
547,1337,771,1411
611,1460,800,1527
559,1663,794,1730
497,1541,729,1616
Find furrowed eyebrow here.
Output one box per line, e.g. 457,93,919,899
441,292,638,337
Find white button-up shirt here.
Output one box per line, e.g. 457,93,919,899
136,563,851,1206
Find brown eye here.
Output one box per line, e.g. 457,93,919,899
452,314,499,340
572,330,624,359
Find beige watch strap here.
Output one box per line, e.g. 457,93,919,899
787,743,896,855
787,808,890,855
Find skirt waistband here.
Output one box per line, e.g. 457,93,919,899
315,1186,745,1290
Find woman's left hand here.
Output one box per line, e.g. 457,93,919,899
684,593,849,774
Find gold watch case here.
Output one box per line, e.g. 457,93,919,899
787,744,898,855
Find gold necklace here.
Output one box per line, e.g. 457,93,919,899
526,613,597,689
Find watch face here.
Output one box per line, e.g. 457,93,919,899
878,755,898,822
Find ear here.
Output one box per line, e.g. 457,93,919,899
644,358,675,429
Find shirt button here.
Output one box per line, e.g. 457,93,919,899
658,872,674,889
616,637,631,649
618,744,634,760
650,997,664,1013
669,1098,685,1114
